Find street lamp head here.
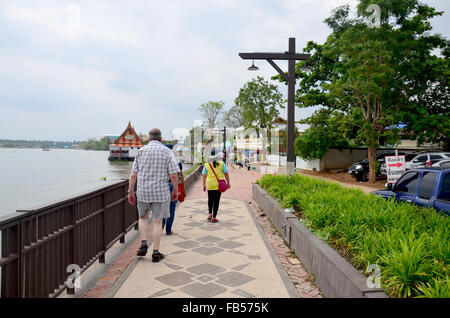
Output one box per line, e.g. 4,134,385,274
248,60,259,71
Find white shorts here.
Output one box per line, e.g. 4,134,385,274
137,200,170,220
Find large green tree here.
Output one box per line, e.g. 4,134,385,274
294,109,353,160
222,105,244,128
278,1,448,182
235,76,285,159
234,76,284,136
198,100,225,128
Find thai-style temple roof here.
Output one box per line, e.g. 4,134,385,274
272,117,287,125
114,121,144,147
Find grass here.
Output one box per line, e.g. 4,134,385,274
257,174,449,298
184,164,200,176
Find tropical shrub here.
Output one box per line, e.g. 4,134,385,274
257,174,449,298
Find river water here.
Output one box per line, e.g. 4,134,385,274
0,148,189,217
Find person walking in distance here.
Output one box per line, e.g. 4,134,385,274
162,144,185,235
127,128,179,262
222,149,227,165
202,149,230,223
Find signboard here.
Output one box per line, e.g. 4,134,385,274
385,155,406,184
260,166,278,175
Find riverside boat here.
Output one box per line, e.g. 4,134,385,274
108,122,144,161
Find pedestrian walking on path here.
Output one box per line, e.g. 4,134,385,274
202,149,230,223
127,128,179,262
162,144,185,235
222,149,227,164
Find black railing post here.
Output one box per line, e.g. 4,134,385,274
133,181,139,231
18,221,23,298
67,202,75,295
99,191,106,263
120,184,126,244
1,180,136,299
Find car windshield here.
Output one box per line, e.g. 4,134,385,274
396,171,419,194
418,172,436,200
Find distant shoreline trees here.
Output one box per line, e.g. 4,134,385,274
0,137,114,151
78,137,111,150
0,139,78,149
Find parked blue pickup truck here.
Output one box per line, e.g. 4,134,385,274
372,167,450,215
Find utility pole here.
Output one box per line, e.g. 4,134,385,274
221,126,227,152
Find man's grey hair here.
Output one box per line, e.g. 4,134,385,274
149,128,162,141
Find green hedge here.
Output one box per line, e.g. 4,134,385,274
257,174,449,298
184,164,200,176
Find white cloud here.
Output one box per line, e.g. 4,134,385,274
0,0,448,140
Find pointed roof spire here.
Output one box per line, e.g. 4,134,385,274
114,121,144,147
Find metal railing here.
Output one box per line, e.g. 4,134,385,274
0,180,138,298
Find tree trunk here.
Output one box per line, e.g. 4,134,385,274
368,146,377,183
261,129,268,164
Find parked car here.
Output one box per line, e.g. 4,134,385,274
432,159,450,168
371,167,450,215
405,152,450,170
348,152,412,182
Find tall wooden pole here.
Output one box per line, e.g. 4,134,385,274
239,37,309,176
286,38,296,176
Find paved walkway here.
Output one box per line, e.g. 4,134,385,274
84,165,323,298
113,197,296,298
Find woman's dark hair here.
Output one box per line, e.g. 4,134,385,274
211,149,218,168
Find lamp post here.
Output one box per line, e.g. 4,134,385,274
221,126,227,152
239,37,309,176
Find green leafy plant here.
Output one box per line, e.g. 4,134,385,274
257,174,449,298
416,277,450,298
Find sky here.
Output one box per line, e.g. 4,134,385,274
0,0,449,141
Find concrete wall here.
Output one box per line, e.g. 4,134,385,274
322,148,368,170
183,165,203,190
252,184,388,298
296,157,321,171
267,154,280,166
268,148,368,171
268,155,321,171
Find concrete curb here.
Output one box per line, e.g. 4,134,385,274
252,184,389,298
244,202,300,298
184,165,203,190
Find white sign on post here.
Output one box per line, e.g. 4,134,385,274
260,166,278,175
385,155,406,184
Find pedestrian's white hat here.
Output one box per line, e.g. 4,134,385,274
209,149,220,160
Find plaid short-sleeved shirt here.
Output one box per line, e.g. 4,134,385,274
131,140,179,203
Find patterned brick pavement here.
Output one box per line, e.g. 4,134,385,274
83,163,323,298
113,197,295,298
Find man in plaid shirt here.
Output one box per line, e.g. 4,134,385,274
128,128,179,262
